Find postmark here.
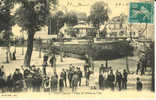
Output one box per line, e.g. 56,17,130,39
129,2,154,23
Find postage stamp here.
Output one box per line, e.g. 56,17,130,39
129,2,154,23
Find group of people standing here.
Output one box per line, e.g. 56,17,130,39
98,64,142,91
42,54,56,75
0,65,23,92
0,52,144,93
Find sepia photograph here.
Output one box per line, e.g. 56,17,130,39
0,0,155,99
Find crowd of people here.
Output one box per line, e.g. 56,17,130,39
0,63,143,93
0,54,144,93
98,64,128,91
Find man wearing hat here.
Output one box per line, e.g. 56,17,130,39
43,54,48,74
61,69,67,87
59,75,64,92
12,69,23,92
77,67,82,86
68,68,74,88
84,63,89,77
122,69,128,89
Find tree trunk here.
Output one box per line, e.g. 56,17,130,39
6,48,9,63
24,31,35,67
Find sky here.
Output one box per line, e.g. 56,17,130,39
12,0,154,39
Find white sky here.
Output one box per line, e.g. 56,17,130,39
12,0,154,39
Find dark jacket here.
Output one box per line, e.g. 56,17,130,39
107,74,115,83
61,71,66,80
6,75,13,88
43,55,48,62
68,71,73,80
59,78,64,88
99,74,104,86
77,70,82,78
116,74,122,82
0,71,5,88
86,71,91,80
84,65,89,72
137,81,142,91
99,66,105,73
123,72,128,81
13,73,23,82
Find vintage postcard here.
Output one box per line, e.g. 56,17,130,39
0,0,155,99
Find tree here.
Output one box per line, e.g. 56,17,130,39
65,11,78,26
89,1,109,30
139,42,154,91
144,42,154,91
14,0,57,66
0,0,14,42
48,10,65,34
0,0,14,63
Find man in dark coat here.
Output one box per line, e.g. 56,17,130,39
68,69,73,88
115,70,119,86
122,69,128,89
0,69,6,92
12,69,23,92
84,64,89,76
77,68,82,86
49,56,54,67
71,71,79,92
136,62,141,75
86,69,92,86
59,75,64,92
61,69,67,87
116,72,122,91
13,69,23,82
42,62,47,75
136,77,142,91
43,54,48,64
99,73,104,90
51,75,58,92
32,72,42,92
107,71,115,90
6,74,13,92
12,50,16,60
43,54,48,75
43,54,48,72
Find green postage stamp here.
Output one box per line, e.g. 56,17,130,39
129,2,154,23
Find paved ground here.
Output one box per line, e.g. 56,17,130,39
0,47,154,96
